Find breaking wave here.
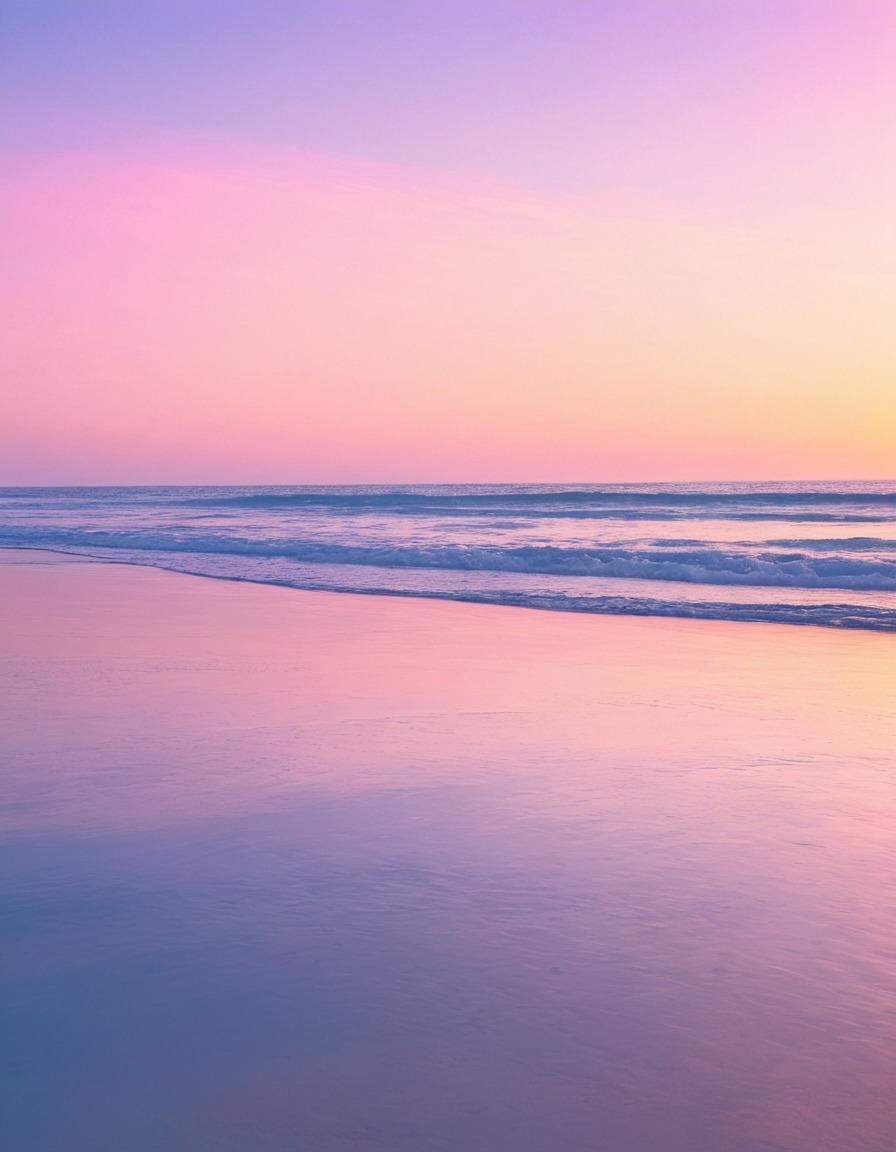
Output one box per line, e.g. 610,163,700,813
1,526,894,592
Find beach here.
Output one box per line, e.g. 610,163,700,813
5,1,895,1147
2,548,894,1151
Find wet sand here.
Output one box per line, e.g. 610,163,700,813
1,549,894,1151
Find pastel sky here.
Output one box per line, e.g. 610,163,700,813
2,0,894,482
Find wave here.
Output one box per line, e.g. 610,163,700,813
349,589,894,631
2,484,894,631
2,527,894,591
17,546,891,632
766,537,896,551
181,486,895,505
180,486,896,517
3,484,893,513
4,485,893,525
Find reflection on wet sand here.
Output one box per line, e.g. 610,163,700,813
2,552,894,1151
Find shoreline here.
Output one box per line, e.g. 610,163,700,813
2,545,894,1151
2,545,891,634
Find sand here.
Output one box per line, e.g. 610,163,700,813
2,549,894,1152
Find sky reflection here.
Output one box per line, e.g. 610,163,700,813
2,555,894,1150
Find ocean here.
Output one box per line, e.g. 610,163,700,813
1,481,894,629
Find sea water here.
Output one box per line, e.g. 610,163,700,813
0,482,894,629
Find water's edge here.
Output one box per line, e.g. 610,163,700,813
2,483,893,631
6,544,893,632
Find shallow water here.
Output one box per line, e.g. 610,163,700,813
1,554,894,1150
1,482,894,629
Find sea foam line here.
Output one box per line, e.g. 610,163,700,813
0,528,893,592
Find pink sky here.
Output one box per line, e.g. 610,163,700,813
2,2,894,482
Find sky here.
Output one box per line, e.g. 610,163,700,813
1,0,894,483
